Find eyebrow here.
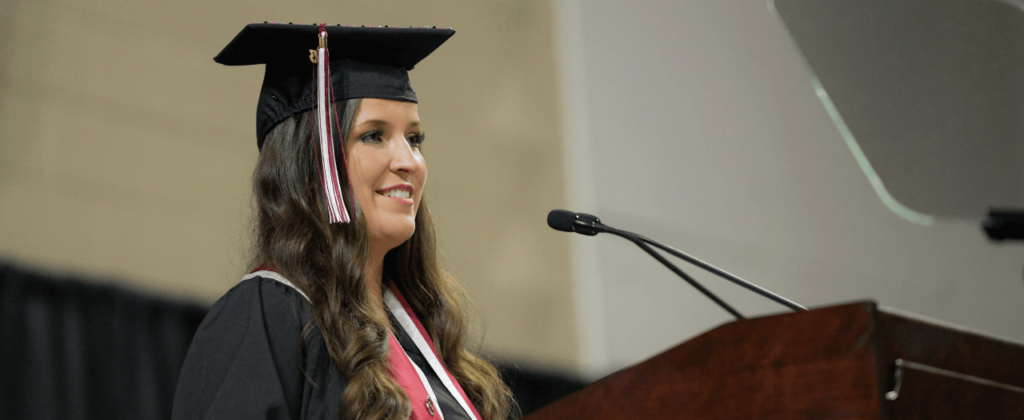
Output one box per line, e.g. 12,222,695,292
354,119,422,129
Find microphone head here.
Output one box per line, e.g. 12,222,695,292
547,209,577,233
547,209,601,236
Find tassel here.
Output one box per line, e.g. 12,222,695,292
314,24,351,223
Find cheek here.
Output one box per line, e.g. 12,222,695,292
344,157,374,211
415,160,428,206
417,154,428,187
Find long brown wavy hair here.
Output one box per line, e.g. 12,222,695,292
250,99,514,420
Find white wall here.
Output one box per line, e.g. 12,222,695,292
558,0,1024,377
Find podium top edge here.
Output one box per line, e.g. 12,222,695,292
878,304,1023,347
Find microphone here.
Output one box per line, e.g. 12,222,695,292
547,209,807,318
547,209,605,236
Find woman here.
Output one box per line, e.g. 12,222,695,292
172,23,513,420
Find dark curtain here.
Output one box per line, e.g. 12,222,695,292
0,263,207,420
0,262,586,420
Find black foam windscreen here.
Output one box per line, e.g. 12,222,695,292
546,209,578,232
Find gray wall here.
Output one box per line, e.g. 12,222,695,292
558,0,1024,377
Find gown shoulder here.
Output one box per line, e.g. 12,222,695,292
171,276,315,420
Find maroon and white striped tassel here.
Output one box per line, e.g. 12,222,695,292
314,24,351,223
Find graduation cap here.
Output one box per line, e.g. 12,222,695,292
215,23,454,223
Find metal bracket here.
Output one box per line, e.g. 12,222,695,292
885,359,905,401
885,358,1024,402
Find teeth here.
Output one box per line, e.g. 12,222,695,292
383,189,411,199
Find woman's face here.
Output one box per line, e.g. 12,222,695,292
345,98,427,255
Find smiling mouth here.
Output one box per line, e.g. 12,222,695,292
377,185,414,201
380,189,411,199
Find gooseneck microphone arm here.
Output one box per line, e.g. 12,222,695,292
601,224,746,320
547,209,807,317
548,210,744,319
628,231,808,312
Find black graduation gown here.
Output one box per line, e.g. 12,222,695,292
171,277,472,420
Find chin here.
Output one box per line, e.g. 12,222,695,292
371,222,417,249
390,226,416,244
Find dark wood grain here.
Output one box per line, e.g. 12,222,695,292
876,309,1024,419
876,309,1024,388
522,302,1024,420
524,302,886,420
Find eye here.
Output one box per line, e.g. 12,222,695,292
358,129,384,144
406,132,426,148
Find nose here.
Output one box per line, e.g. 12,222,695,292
388,134,420,174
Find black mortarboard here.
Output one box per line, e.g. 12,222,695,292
215,23,455,149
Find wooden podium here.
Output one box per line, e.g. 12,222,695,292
522,302,1024,419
